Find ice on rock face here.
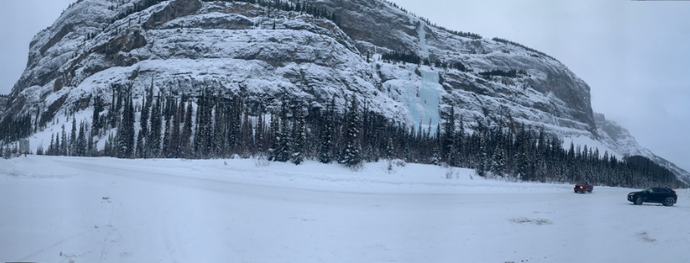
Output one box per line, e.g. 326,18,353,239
418,21,429,59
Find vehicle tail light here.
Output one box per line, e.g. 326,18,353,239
672,189,676,194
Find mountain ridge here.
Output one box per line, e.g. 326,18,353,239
1,0,688,184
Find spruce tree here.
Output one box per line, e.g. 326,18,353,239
491,144,506,177
268,113,279,161
60,125,68,156
135,130,145,158
442,106,456,163
226,96,242,155
318,98,335,164
291,108,306,165
148,93,162,157
241,110,254,157
117,94,135,158
77,121,87,156
212,96,225,158
255,104,265,153
54,133,61,156
125,95,135,157
162,117,172,158
138,95,149,157
48,134,55,156
340,96,362,168
70,117,77,156
181,99,193,158
275,100,291,162
170,98,183,158
92,94,103,136
476,136,488,176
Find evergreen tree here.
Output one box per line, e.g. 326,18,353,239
70,117,77,156
148,93,162,157
117,94,135,158
139,84,154,157
274,100,291,162
76,121,87,156
386,137,395,160
60,125,68,156
226,96,242,155
490,144,506,177
180,99,194,158
87,129,95,156
196,91,214,158
268,113,279,161
48,134,55,156
135,130,145,158
92,94,103,136
442,106,456,163
162,117,172,158
291,108,306,165
170,97,183,158
339,96,362,168
240,109,254,157
54,133,61,156
318,98,335,164
255,104,265,153
476,136,488,176
212,96,225,158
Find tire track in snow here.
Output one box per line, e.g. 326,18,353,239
17,229,93,261
99,201,116,262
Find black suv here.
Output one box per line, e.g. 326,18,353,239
627,187,677,206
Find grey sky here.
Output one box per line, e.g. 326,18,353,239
0,0,688,173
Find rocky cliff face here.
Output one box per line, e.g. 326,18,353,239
0,95,8,117
8,0,593,130
2,0,687,181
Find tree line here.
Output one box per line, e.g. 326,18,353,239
478,69,527,79
492,37,557,61
5,80,681,189
381,51,469,72
200,0,338,25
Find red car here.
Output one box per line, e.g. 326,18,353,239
574,182,593,193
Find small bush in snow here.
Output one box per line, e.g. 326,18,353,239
348,161,364,171
255,155,270,167
446,168,458,179
392,159,406,167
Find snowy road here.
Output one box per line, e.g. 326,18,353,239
1,156,689,262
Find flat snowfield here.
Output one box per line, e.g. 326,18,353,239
1,156,689,262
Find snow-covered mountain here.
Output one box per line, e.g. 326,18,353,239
1,0,688,183
0,95,8,117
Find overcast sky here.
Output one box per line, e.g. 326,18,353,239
0,0,689,173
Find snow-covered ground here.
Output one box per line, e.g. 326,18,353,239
1,156,689,262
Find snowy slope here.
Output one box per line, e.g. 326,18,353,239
1,156,689,262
